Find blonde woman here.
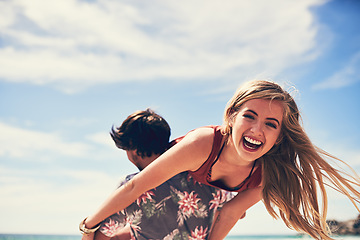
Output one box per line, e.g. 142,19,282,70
81,80,360,240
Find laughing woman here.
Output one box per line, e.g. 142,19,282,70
81,80,360,240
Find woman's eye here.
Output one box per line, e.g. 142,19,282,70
243,114,254,119
266,122,277,129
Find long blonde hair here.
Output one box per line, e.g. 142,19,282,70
223,80,360,239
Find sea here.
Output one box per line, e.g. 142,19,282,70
0,234,360,240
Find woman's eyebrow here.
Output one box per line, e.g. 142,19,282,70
267,117,280,125
247,109,280,125
247,109,258,116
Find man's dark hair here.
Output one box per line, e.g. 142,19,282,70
110,108,171,158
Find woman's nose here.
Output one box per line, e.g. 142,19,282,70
250,122,263,135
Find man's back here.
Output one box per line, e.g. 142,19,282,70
100,171,233,240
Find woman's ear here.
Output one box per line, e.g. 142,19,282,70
228,113,236,129
228,110,238,125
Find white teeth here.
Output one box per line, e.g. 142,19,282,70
244,136,262,145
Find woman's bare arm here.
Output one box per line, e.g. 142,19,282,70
83,128,215,229
208,187,263,240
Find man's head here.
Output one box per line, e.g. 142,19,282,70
110,108,171,170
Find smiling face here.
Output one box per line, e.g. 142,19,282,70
228,98,284,164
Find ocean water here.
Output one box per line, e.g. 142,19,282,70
0,235,360,240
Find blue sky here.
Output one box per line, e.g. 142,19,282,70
0,0,359,236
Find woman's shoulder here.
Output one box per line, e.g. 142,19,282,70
181,126,222,158
186,125,220,143
172,125,222,144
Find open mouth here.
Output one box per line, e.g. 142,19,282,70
243,136,262,150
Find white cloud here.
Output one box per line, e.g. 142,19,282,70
229,203,295,235
229,181,360,235
0,121,126,166
229,191,360,235
0,166,120,234
307,128,360,169
327,146,360,170
312,52,360,90
86,131,115,148
0,122,134,234
0,121,90,159
0,0,325,93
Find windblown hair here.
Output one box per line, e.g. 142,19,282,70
110,108,171,158
223,80,360,240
